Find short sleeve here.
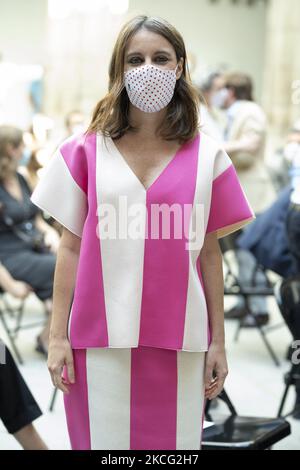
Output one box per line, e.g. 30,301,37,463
30,134,88,238
206,147,255,239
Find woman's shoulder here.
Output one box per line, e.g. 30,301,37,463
58,130,96,154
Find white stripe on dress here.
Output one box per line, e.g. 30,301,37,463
96,134,146,347
31,149,87,238
176,350,206,449
182,134,224,350
86,348,131,449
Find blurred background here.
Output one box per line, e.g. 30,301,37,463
1,0,299,145
0,0,300,451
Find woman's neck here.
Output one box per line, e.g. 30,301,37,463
128,106,167,140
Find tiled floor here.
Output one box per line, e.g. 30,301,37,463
0,291,299,450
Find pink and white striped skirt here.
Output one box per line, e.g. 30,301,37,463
63,346,206,450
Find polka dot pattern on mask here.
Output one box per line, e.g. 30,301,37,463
124,64,178,113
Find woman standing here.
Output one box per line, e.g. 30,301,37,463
31,16,255,450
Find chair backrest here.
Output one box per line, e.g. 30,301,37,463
275,276,300,340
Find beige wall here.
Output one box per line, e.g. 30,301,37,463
0,0,48,64
262,0,300,141
128,0,267,101
0,0,267,124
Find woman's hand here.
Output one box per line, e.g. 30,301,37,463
47,336,75,394
204,342,228,400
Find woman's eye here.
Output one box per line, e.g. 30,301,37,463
155,57,168,62
129,57,142,64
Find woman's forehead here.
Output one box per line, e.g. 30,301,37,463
126,29,174,55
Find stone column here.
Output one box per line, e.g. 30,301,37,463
262,0,300,142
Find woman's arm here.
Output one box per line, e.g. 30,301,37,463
199,231,228,400
47,227,81,394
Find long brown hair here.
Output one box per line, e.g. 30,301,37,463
0,125,23,182
86,15,201,144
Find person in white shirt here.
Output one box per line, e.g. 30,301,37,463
214,72,276,327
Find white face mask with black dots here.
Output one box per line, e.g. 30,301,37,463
124,63,178,113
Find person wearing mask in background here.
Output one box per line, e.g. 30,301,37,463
0,125,59,355
213,72,276,327
195,71,225,141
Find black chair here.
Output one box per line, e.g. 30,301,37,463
274,275,300,418
0,286,47,364
220,233,285,367
202,389,291,450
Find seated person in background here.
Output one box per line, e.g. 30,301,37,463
0,260,32,299
0,125,60,355
236,120,300,419
285,124,300,419
0,265,47,449
0,341,48,449
285,120,300,273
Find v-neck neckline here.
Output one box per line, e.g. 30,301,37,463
108,135,186,193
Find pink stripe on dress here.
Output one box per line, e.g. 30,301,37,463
59,133,88,194
68,133,109,347
63,349,91,450
138,135,200,350
206,164,254,234
130,346,178,449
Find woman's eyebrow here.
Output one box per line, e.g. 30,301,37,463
153,50,172,56
126,50,172,58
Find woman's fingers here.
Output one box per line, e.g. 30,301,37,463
204,360,214,390
49,364,69,393
205,370,228,400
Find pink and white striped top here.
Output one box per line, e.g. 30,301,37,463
30,131,255,351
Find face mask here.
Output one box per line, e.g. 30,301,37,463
124,63,178,113
284,142,300,162
211,88,230,109
19,147,32,167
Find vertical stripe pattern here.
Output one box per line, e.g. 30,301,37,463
64,346,206,450
96,135,146,347
63,349,91,450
